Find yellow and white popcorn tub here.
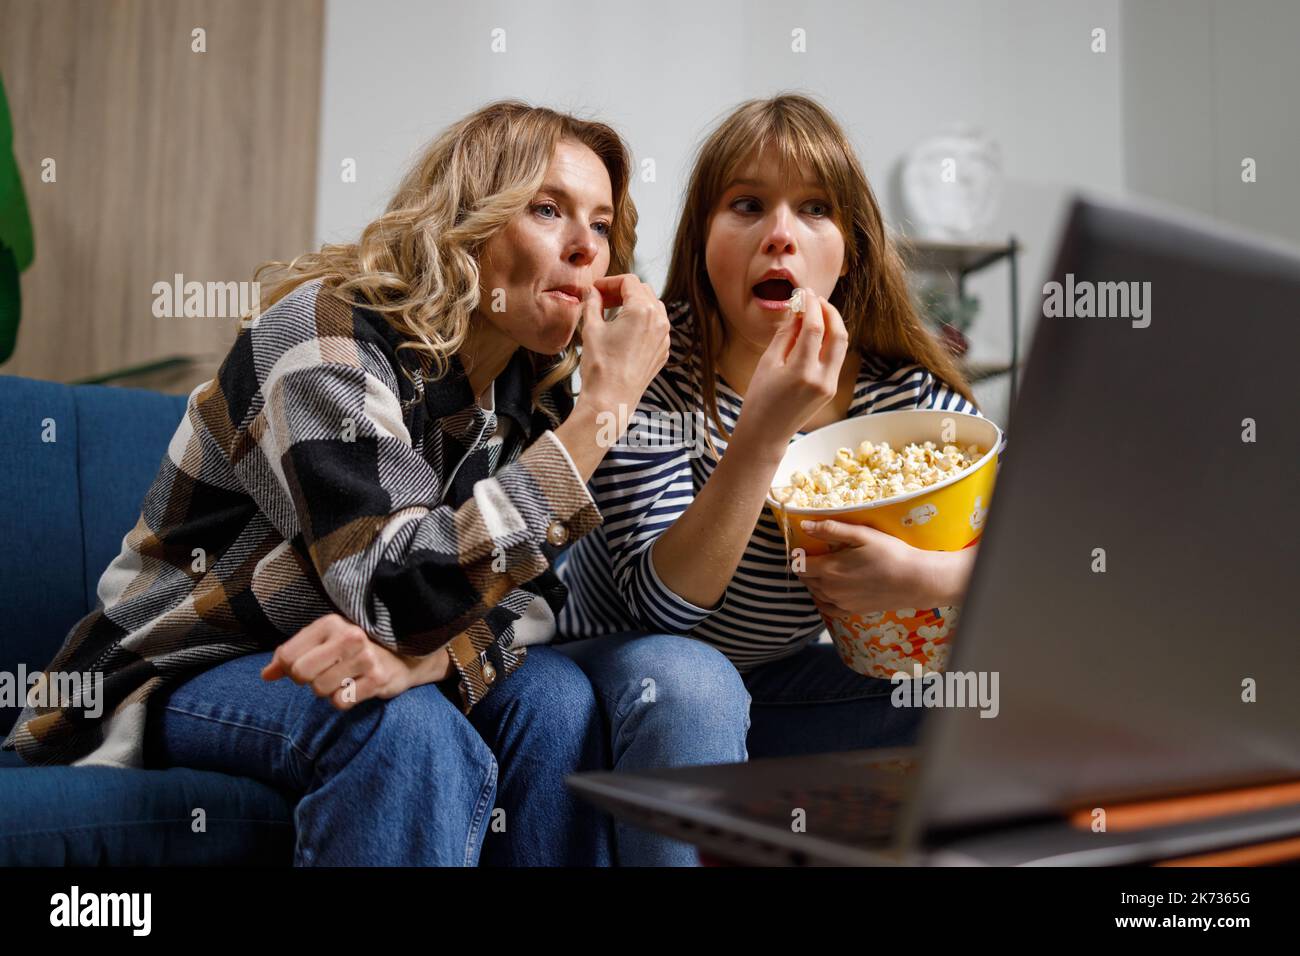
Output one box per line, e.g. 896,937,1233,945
767,410,1004,679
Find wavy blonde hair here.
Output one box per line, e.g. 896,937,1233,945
663,93,976,456
248,101,637,407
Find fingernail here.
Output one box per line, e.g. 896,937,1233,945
801,520,818,531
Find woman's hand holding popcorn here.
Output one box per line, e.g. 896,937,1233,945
795,519,978,616
732,290,849,457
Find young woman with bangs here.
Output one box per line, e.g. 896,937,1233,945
555,94,984,866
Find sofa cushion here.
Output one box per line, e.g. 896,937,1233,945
0,763,294,865
0,376,189,739
0,748,25,770
72,383,189,613
0,375,295,866
0,376,91,738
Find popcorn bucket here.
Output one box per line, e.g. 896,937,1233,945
766,410,1004,679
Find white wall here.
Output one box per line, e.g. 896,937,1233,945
316,0,1130,426
1120,0,1300,247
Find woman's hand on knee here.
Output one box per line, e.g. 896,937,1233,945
261,613,451,710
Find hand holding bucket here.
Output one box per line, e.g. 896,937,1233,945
767,409,1004,679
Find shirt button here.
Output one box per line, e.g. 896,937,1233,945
482,661,497,685
546,520,569,547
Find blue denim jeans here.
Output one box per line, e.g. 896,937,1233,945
143,646,612,866
554,631,926,866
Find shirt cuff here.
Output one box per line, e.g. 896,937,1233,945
635,537,727,631
442,623,521,714
442,429,599,711
515,429,603,548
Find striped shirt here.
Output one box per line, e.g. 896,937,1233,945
556,302,980,671
2,277,600,768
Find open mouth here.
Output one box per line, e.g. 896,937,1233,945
752,277,796,307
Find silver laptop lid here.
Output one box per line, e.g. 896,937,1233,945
904,193,1300,839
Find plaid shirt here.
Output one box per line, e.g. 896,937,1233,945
2,278,602,768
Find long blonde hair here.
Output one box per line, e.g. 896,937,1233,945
250,101,637,407
662,93,975,454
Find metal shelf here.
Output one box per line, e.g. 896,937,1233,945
72,353,225,392
896,235,1021,410
961,360,1022,384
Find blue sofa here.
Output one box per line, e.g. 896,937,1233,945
0,374,296,865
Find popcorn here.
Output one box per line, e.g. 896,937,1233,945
788,287,805,315
772,439,984,509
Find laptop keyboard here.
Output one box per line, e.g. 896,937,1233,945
728,779,907,845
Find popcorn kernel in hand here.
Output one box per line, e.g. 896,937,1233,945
788,288,805,315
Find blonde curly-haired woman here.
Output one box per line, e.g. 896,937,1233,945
2,101,670,866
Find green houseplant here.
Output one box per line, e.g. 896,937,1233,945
0,73,34,365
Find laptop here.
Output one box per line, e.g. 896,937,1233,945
566,193,1300,865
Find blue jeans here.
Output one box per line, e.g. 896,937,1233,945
554,632,926,866
143,646,612,866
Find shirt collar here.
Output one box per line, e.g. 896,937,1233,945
423,348,540,441
348,292,560,440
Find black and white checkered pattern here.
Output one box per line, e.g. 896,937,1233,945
2,278,601,767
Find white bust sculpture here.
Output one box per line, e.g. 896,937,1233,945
901,125,1003,242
